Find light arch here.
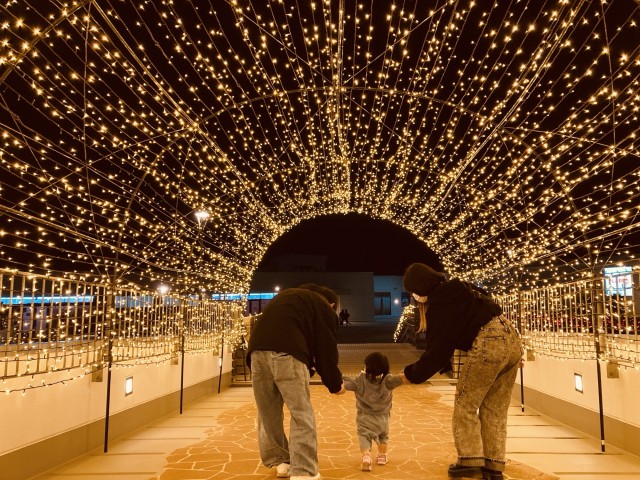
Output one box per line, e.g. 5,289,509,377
0,0,638,294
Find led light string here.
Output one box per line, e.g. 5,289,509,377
0,1,638,294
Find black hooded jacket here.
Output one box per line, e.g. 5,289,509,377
403,279,502,384
246,287,343,393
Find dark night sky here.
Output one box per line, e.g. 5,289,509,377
257,213,442,275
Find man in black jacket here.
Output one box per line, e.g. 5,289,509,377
247,284,345,480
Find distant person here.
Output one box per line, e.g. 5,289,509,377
247,283,346,480
339,308,351,326
342,351,404,472
400,263,522,480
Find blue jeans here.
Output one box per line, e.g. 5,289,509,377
453,315,522,472
250,351,318,477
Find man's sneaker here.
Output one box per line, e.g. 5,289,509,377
482,467,504,480
447,463,483,479
276,463,290,478
361,453,372,471
377,454,388,465
290,474,321,480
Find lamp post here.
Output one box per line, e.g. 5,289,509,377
179,210,209,414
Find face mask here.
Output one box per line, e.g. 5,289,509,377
412,293,428,303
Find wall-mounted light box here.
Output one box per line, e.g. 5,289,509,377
574,373,583,393
125,376,134,396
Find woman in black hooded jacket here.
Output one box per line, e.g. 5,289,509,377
400,263,522,480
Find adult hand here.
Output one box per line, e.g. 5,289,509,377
399,372,412,384
518,357,525,368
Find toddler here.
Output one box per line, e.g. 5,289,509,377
342,351,404,471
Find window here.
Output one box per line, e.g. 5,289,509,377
401,291,411,307
374,292,391,315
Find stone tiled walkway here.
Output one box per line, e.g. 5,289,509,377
150,342,557,480
154,383,555,480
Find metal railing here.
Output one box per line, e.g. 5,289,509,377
495,272,639,452
4,268,637,384
497,274,639,368
1,268,246,384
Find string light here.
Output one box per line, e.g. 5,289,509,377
394,305,417,342
0,1,636,294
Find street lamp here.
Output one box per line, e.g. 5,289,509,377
195,210,210,227
178,209,211,414
192,210,210,296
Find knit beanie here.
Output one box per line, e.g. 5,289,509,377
403,263,446,296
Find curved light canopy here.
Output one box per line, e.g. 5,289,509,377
0,1,638,293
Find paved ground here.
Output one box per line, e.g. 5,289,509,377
152,381,557,480
336,318,399,344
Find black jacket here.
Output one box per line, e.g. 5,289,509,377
403,279,502,384
246,287,343,393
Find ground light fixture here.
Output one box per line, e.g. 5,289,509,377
125,377,134,396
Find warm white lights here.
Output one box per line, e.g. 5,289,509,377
0,1,637,295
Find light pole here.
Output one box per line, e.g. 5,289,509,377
179,210,209,414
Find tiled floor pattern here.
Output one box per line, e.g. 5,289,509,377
153,384,557,480
32,343,640,480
